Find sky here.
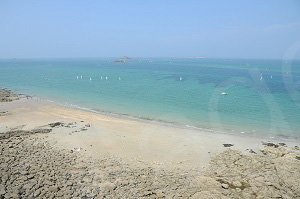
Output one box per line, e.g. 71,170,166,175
0,0,300,59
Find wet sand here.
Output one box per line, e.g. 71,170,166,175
0,88,300,198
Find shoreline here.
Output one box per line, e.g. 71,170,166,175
5,86,300,142
46,97,300,142
1,88,299,168
1,88,300,198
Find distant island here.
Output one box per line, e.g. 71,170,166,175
114,56,131,63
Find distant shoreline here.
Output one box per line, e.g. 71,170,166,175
1,57,300,62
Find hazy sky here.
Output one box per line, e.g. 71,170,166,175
1,0,300,59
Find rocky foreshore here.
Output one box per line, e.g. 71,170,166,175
205,145,300,198
0,128,209,198
1,126,299,198
0,89,26,102
0,88,300,198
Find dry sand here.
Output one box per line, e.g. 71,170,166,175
0,88,300,198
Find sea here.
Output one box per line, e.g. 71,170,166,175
0,58,300,139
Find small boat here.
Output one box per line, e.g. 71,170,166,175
221,92,228,95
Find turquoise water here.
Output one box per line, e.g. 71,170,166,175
1,58,300,139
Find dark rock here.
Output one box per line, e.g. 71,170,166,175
249,149,256,154
48,122,64,128
0,89,22,102
223,144,234,147
246,149,256,154
0,129,51,140
262,142,279,148
278,143,286,146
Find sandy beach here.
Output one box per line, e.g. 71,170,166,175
1,88,300,198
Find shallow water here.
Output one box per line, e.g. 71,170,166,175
1,58,300,138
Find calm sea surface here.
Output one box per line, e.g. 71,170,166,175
1,58,300,139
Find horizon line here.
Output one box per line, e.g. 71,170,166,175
0,56,299,61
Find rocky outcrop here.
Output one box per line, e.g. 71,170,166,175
1,127,299,198
0,128,204,198
0,89,22,102
205,145,300,198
